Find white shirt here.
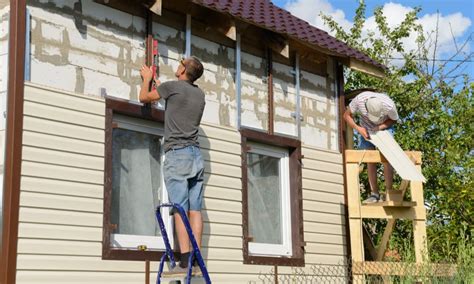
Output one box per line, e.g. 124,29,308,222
349,91,399,131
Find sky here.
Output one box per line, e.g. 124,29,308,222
273,0,473,77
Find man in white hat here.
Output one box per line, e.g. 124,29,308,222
343,91,399,203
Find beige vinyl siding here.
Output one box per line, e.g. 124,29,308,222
17,83,348,282
17,83,277,283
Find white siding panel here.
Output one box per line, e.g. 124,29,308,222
18,223,102,241
19,207,102,227
22,161,103,185
24,101,104,129
24,83,105,115
22,146,104,170
20,191,102,213
21,176,103,198
23,116,105,143
23,131,104,157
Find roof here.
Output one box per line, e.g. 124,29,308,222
191,0,386,71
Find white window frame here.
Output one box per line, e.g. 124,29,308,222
110,114,174,250
247,142,293,257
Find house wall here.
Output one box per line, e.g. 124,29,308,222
15,0,347,282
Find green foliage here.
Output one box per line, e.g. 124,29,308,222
322,0,473,263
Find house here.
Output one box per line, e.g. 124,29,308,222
0,0,386,282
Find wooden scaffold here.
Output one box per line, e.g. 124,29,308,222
345,150,428,280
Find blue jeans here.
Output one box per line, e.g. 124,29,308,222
358,127,395,150
164,146,205,212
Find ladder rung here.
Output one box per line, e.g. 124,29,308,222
363,201,417,207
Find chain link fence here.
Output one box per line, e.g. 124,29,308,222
250,259,466,284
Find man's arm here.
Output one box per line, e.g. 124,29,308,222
139,65,161,103
343,107,370,140
377,118,396,131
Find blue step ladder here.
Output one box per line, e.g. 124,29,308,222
155,203,212,284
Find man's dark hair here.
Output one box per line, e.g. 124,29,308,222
185,56,204,83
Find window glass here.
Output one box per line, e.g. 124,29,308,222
247,143,292,256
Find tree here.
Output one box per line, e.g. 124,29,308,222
322,0,473,262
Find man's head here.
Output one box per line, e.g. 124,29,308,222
175,56,204,83
365,97,384,123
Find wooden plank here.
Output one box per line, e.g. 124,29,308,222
376,219,396,261
359,206,422,220
346,163,361,218
363,201,416,207
23,116,105,143
22,161,104,185
24,101,105,129
349,219,364,261
22,146,104,171
23,131,105,157
24,83,105,116
345,150,422,165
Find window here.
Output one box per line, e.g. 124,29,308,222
241,128,304,266
247,143,292,257
103,98,172,260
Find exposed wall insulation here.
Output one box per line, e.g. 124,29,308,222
240,51,268,131
273,61,297,137
191,34,236,127
300,60,339,151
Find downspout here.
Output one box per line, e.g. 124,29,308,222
1,0,27,283
235,33,241,129
185,14,191,57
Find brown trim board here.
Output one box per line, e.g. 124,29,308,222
240,128,304,267
102,97,169,261
336,60,352,264
1,1,27,283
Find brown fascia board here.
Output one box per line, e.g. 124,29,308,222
1,0,27,284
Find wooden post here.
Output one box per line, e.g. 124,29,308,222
411,164,428,263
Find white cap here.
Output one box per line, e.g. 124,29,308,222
366,97,384,123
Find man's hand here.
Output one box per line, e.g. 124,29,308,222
140,65,153,82
357,126,370,140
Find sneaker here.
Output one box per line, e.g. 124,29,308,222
363,194,380,204
161,265,189,277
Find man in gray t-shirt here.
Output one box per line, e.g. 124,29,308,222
139,56,206,275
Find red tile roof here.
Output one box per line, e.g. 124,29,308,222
192,0,386,70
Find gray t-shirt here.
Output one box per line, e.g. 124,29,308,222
157,80,205,152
